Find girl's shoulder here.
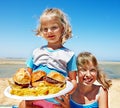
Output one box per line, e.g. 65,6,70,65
99,86,108,95
97,85,108,94
93,82,108,94
95,85,108,101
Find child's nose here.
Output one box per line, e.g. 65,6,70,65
85,70,91,76
47,28,52,33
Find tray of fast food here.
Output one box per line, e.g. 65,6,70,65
4,68,73,100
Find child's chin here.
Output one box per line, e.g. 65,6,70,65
83,81,93,86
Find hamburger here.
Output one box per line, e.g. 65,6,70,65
13,68,31,88
9,71,66,96
45,71,66,88
31,71,46,87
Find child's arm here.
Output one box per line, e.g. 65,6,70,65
68,71,77,94
67,54,77,94
27,67,33,75
68,71,76,80
98,87,109,108
26,56,34,75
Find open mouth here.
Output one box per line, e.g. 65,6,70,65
83,78,93,84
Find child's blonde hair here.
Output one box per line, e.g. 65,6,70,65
77,52,112,90
36,8,72,44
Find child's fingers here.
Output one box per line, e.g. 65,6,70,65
65,77,70,81
55,95,70,108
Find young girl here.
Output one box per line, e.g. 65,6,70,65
19,8,77,108
56,52,112,108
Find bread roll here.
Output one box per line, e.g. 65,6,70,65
47,71,65,83
45,71,66,87
31,71,46,87
13,68,31,85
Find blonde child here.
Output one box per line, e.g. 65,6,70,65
56,52,112,108
19,8,77,108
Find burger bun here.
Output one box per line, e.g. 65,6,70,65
31,71,46,87
45,71,66,87
13,68,31,87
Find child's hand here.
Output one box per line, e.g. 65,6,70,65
55,94,70,108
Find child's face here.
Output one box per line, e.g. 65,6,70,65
40,15,64,44
78,62,97,86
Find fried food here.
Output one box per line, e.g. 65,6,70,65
10,81,65,96
9,71,66,96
